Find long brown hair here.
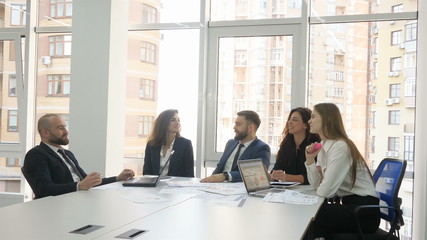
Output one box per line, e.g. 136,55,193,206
276,107,318,167
314,103,372,188
147,109,181,147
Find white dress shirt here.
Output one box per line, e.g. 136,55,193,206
159,140,175,177
305,139,378,199
223,139,254,172
44,142,81,183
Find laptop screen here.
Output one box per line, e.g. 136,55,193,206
238,159,270,192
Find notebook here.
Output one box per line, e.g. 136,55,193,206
237,159,299,197
122,150,175,187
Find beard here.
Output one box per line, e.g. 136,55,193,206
234,130,248,141
49,135,69,146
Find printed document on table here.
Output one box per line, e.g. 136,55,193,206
263,190,319,205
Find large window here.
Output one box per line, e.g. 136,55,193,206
212,32,295,154
126,29,199,159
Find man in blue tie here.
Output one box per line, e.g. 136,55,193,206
201,110,270,182
22,114,134,199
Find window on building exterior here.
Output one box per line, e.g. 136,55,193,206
405,23,417,41
373,62,378,79
138,116,154,137
11,4,26,26
405,78,416,97
388,137,400,151
142,4,157,24
8,110,18,132
391,30,402,45
6,157,21,167
47,74,70,96
405,52,417,68
234,50,247,66
140,41,156,64
389,110,400,125
404,136,414,161
392,4,403,13
390,84,401,98
50,0,73,18
9,75,17,97
140,79,155,100
53,114,70,131
371,136,375,153
49,35,72,57
370,111,376,128
391,57,402,72
326,87,344,98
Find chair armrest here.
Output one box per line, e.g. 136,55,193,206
353,205,403,240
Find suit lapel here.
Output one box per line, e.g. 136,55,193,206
39,142,74,179
152,146,162,174
239,138,259,160
224,141,239,160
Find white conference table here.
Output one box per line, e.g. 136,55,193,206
0,178,323,240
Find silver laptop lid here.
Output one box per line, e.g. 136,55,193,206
237,159,270,193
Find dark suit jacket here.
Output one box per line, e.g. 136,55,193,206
213,138,271,182
143,137,194,177
22,142,116,199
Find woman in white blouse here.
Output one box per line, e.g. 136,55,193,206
304,103,380,239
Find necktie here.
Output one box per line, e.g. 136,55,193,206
57,149,84,180
231,144,245,170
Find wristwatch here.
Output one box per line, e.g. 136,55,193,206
223,172,229,181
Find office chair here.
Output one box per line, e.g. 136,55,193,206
0,192,24,208
333,158,407,240
21,167,40,199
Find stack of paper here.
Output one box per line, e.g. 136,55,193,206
263,190,319,205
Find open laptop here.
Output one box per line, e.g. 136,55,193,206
237,159,299,197
122,175,160,187
122,151,174,187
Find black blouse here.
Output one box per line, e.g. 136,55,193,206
272,135,319,185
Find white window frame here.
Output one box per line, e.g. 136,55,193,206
204,23,303,164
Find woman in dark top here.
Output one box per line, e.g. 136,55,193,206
271,107,319,184
143,109,194,177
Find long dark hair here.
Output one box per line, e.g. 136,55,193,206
147,109,181,147
276,107,317,167
314,103,372,187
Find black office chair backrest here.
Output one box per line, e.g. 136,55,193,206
372,158,407,223
21,166,40,199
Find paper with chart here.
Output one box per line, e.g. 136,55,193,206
263,190,319,205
